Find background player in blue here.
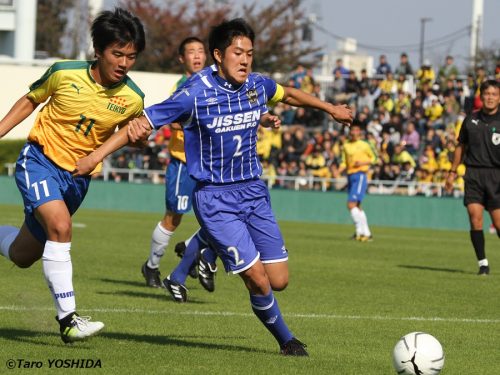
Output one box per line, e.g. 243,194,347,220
0,8,146,343
141,37,219,290
76,18,352,355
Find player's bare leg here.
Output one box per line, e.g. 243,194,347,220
264,261,288,291
8,223,44,268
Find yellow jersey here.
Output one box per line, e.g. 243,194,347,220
27,60,144,174
341,139,377,175
167,75,188,162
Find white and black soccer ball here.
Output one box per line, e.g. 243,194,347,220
392,332,445,375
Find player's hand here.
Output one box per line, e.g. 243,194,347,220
330,104,353,125
127,117,152,143
261,115,281,129
444,172,456,193
73,153,99,177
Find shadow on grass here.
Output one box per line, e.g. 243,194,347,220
0,328,90,348
0,329,272,354
99,278,145,288
101,331,274,354
96,290,209,305
398,265,470,274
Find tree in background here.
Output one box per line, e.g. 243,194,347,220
122,0,320,74
35,0,75,58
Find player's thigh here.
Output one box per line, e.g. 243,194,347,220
347,172,367,202
35,200,72,242
9,223,44,268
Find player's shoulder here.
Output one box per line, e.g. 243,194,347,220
30,60,91,90
121,75,145,100
248,72,273,84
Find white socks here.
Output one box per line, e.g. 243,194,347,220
147,222,174,269
350,207,363,236
350,207,371,237
42,241,75,320
359,210,372,237
0,226,19,260
478,258,489,267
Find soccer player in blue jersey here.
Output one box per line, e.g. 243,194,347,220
76,18,352,355
0,9,146,343
141,37,219,292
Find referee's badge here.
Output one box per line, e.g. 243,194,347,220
492,133,500,146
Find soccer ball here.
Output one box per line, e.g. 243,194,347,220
392,332,445,375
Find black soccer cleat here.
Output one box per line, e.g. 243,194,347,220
197,249,217,292
163,276,188,303
174,242,186,258
141,262,162,288
280,337,309,356
478,265,490,276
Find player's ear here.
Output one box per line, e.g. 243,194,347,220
213,49,223,64
178,55,185,64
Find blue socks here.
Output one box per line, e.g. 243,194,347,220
250,291,293,346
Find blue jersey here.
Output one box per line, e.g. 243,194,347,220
144,67,279,183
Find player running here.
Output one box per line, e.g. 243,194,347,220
0,8,147,343
75,18,352,355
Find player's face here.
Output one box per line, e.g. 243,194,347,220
217,36,253,86
94,42,138,86
481,86,500,113
180,41,206,76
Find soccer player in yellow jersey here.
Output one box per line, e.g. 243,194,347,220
0,8,146,343
339,124,377,241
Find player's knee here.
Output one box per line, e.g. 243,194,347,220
271,277,288,291
48,221,72,240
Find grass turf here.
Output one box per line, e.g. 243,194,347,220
0,204,499,374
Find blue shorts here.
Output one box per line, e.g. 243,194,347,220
193,179,287,274
347,172,367,203
15,143,90,243
165,158,196,214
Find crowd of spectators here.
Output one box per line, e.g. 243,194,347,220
104,54,500,196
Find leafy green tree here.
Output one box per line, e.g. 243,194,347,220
35,0,75,57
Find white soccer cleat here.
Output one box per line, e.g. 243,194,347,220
58,313,105,343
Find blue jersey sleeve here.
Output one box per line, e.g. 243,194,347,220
144,88,194,129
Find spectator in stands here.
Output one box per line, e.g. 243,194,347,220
333,58,350,78
331,68,347,103
289,64,306,89
379,72,397,97
301,68,315,94
438,55,459,90
394,91,412,119
392,142,416,169
357,87,375,113
345,70,360,100
416,60,436,88
401,121,420,157
358,68,370,91
376,54,392,76
395,52,413,76
396,73,411,95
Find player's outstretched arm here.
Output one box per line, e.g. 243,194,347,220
0,95,39,138
73,116,151,176
281,86,353,125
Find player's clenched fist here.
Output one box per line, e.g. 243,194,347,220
127,116,152,144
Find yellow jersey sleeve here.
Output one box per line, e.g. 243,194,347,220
167,75,188,163
26,60,144,174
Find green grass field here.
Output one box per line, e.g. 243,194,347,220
0,203,499,374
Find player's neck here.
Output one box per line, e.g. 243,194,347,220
482,107,498,116
215,72,242,90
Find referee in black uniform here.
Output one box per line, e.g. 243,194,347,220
446,79,500,275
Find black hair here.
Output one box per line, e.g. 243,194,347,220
91,8,145,55
178,36,205,56
480,79,499,95
208,18,255,61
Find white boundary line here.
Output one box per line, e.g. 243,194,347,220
1,306,499,324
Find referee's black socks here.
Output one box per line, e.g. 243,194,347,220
470,230,485,261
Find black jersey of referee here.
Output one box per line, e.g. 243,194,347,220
458,110,500,168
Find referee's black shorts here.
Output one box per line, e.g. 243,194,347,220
464,167,500,210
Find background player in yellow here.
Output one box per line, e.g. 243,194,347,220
140,37,213,289
338,123,377,241
0,8,146,343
